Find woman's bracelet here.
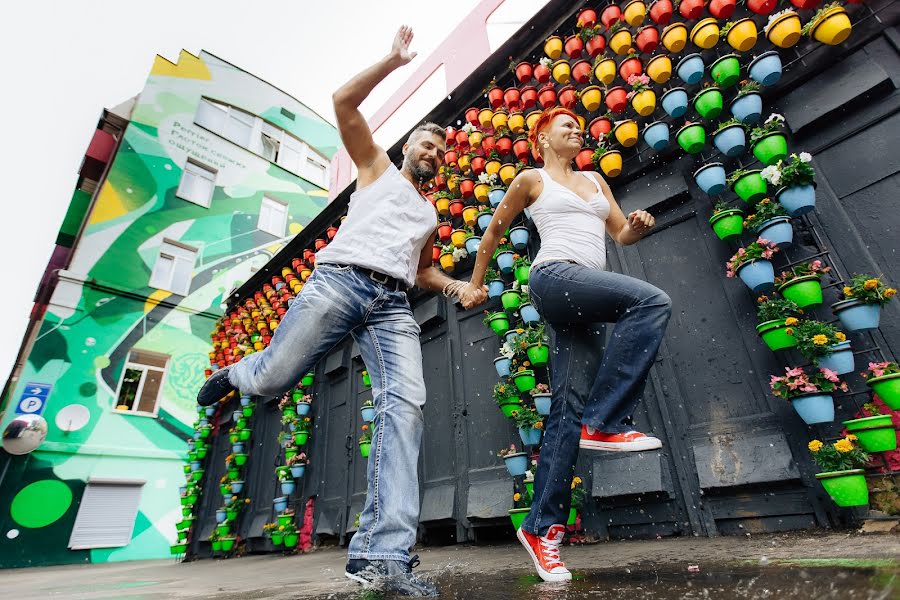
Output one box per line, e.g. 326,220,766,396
442,280,465,298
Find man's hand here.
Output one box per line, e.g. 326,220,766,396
628,210,655,235
459,282,488,310
391,25,417,65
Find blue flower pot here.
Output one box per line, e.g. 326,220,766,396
496,251,515,274
504,330,519,346
281,480,296,495
288,422,296,432
477,212,494,232
198,418,209,428
676,53,705,84
273,496,288,512
290,465,306,478
713,125,747,157
749,51,782,87
504,453,529,477
643,121,670,151
275,282,285,291
833,300,881,332
756,216,793,247
791,394,834,425
465,236,482,254
296,402,311,417
240,395,252,407
190,460,201,472
533,394,552,416
361,406,376,422
818,341,854,375
287,297,294,306
192,431,201,440
494,356,512,378
205,407,215,417
216,509,227,523
694,163,726,196
737,260,775,293
777,185,816,216
730,92,763,125
230,481,244,494
519,427,543,446
488,280,505,298
509,226,529,250
489,188,506,208
520,303,540,324
232,443,244,454
661,88,689,118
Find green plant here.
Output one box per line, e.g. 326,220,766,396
510,406,543,430
515,161,529,174
497,443,521,458
488,149,502,162
743,198,788,231
286,452,308,467
726,167,754,188
262,522,278,537
762,152,815,188
493,380,518,404
495,125,512,138
769,366,848,400
608,21,625,35
295,416,312,432
515,323,548,349
842,274,896,306
713,117,744,135
861,362,900,380
484,267,501,283
531,383,550,396
755,295,802,323
570,476,587,509
493,241,514,257
591,143,613,168
712,200,735,215
802,2,841,36
359,429,372,445
736,79,761,96
807,435,869,472
434,190,454,201
862,401,884,416
513,254,531,269
277,521,298,536
775,260,831,286
280,414,296,427
578,24,603,43
719,21,737,37
725,238,779,278
750,113,785,145
626,73,652,95
788,320,848,362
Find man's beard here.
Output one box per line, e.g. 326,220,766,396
405,154,435,183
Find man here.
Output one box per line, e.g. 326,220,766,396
196,26,486,597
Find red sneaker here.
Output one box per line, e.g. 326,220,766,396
579,426,662,451
516,525,572,582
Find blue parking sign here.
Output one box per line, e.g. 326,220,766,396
15,383,52,415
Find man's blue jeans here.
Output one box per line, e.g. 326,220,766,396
521,261,672,536
227,264,425,561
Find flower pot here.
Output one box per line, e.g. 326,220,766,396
230,480,244,494
676,53,705,85
519,427,544,446
283,533,299,548
501,289,523,311
239,428,252,442
513,370,537,392
450,229,467,249
572,59,593,84
296,401,311,417
271,533,284,546
488,187,505,208
680,0,706,19
234,453,248,467
757,319,799,351
492,110,509,132
499,398,523,418
710,54,741,88
505,330,520,346
217,523,231,536
578,7,598,27
586,34,608,59
508,226,530,251
465,235,482,255
509,507,530,530
439,252,455,273
736,259,775,293
752,132,787,166
610,30,634,55
791,393,834,424
694,162,727,195
533,393,552,416
624,0,648,26
709,0,737,18
815,470,868,507
614,120,639,148
211,540,223,552
274,496,288,512
619,56,643,81
691,18,720,50
294,432,309,446
643,121,670,151
359,441,371,458
726,18,758,52
810,6,852,46
281,480,295,495
605,87,628,113
713,125,747,158
526,343,550,367
515,264,530,285
756,216,793,247
499,164,517,185
477,211,494,233
520,303,541,325
636,25,660,53
486,312,510,336
765,11,802,48
478,108,494,129
748,51,782,87
676,123,706,154
818,340,854,375
593,58,616,86
650,0,674,24
778,275,823,308
661,87,688,118
496,250,515,274
662,22,688,53
226,508,238,521
221,537,236,551
361,405,376,422
463,205,481,228
494,356,512,378
504,452,529,477
504,87,522,111
694,87,724,119
776,184,817,216
551,59,571,84
568,509,578,526
301,372,315,387
191,468,205,482
589,117,613,142
731,169,767,204
544,36,563,60
558,85,578,109
521,88,538,111
844,415,897,453
488,280,505,299
291,464,307,478
709,209,744,240
730,92,763,125
833,299,881,333
749,0,778,14
170,543,188,555
599,151,623,177
646,54,672,84
630,90,657,117
579,85,603,112
866,373,900,410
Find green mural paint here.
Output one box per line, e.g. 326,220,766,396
10,480,73,528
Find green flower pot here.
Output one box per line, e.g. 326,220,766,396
177,530,188,542
196,448,208,460
170,543,188,555
239,428,252,442
285,448,298,461
359,442,371,458
283,533,299,548
295,432,309,446
843,415,897,453
867,373,900,410
709,209,744,241
188,450,198,461
229,433,240,444
211,540,223,552
277,514,293,527
756,319,798,351
242,406,253,417
362,372,371,387
752,132,787,166
291,390,303,402
526,343,550,367
234,453,248,466
676,123,706,154
191,469,205,482
693,87,724,119
271,533,284,546
710,54,740,87
199,427,211,439
815,469,869,507
778,275,823,309
236,417,248,429
509,508,530,530
501,290,522,311
282,407,296,420
499,398,523,418
567,508,577,526
228,468,239,480
226,509,238,521
513,370,537,392
182,506,192,517
221,537,236,551
486,312,510,336
301,372,315,387
217,524,230,536
731,169,767,204
515,265,530,285
219,484,230,496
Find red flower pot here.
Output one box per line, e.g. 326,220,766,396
481,135,496,154
315,238,327,251
432,245,441,262
790,0,821,7
575,148,596,171
471,156,486,175
445,126,457,147
496,135,514,156
679,0,705,19
605,86,628,113
326,226,338,239
504,87,521,111
438,222,452,242
434,172,447,189
458,180,474,200
708,0,737,18
488,86,505,109
308,254,316,265
455,130,469,149
577,8,598,27
520,86,538,111
534,62,551,84
538,84,557,109
564,35,584,59
445,150,458,166
515,62,533,84
571,60,593,84
601,4,623,28
465,107,480,126
619,57,643,80
303,249,314,261
586,34,607,57
276,307,287,317
513,138,530,162
292,258,303,270
636,26,660,53
558,85,578,109
747,0,777,13
649,0,674,24
589,116,613,140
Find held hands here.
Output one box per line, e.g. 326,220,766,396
459,282,489,310
391,25,417,65
628,210,655,235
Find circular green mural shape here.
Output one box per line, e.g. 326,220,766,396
79,382,98,396
10,480,73,528
93,356,111,369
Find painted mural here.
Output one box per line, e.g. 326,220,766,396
0,50,339,567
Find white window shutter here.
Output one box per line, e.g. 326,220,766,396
68,481,144,549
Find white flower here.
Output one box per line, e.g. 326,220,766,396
512,280,521,291
770,172,781,186
452,247,469,261
500,343,515,358
764,113,785,125
765,9,794,32
478,172,492,184
799,152,812,163
461,123,475,134
521,284,530,295
760,165,779,183
539,57,552,68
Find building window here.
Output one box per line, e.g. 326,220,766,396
113,350,169,415
149,239,197,296
68,480,144,549
305,156,329,187
258,196,288,237
176,160,216,208
196,98,254,148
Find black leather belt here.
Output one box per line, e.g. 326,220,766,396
335,264,408,292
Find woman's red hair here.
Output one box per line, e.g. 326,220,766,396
527,107,580,156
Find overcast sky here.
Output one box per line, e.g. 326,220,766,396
0,0,507,385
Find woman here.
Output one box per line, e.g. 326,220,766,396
464,107,672,582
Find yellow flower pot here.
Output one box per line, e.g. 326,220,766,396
646,54,672,84
623,0,647,27
491,109,509,131
594,58,617,86
253,341,264,351
439,253,455,272
499,164,517,186
691,18,720,50
473,185,490,205
435,196,451,216
662,22,688,53
458,153,472,173
451,229,467,249
726,18,758,52
614,120,639,147
485,159,502,177
552,59,571,84
610,30,634,55
544,36,563,60
469,130,484,148
448,175,460,194
300,268,312,281
599,150,623,177
810,6,852,46
526,110,542,131
630,90,657,117
765,11,801,49
508,112,526,134
579,86,603,112
478,108,494,129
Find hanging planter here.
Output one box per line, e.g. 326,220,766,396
551,59,571,84
748,51,783,87
807,4,852,46
730,88,763,125
679,0,706,19
521,86,538,111
501,289,522,311
630,88,657,117
494,356,512,378
609,28,634,55
514,260,531,285
713,121,747,157
593,58,617,89
465,234,482,255
513,370,537,392
575,147,596,171
558,85,578,109
478,108,495,129
450,228,468,250
485,312,510,337
844,415,897,453
503,451,529,477
520,303,541,324
636,25,660,52
775,184,816,216
564,35,584,59
544,36,564,60
513,136,530,162
579,85,603,112
614,119,640,147
515,62,533,84
359,439,372,458
586,33,607,57
662,22,688,53
650,0,674,24
643,121,670,151
694,87,724,119
623,0,648,26
749,0,778,15
525,342,550,367
525,109,542,131
765,10,802,48
756,216,794,247
752,132,788,166
832,299,880,333
533,392,552,416
488,187,506,208
818,340,854,375
504,87,522,112
537,84,557,110
709,204,744,240
439,250,455,273
694,163,727,195
729,169,768,204
619,55,643,81
792,393,835,424
676,53,705,85
676,122,706,154
757,319,799,351
492,109,510,131
661,87,689,117
646,54,672,84
499,164,517,186
778,274,824,309
589,116,613,141
736,259,775,292
691,18,721,50
816,470,868,506
709,0,737,18
519,427,544,446
597,149,623,177
710,54,741,88
533,61,551,84
866,373,900,410
605,86,628,113
724,18,758,52
578,7,598,27
602,4,624,28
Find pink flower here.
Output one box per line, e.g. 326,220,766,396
726,270,735,278
869,362,888,377
787,380,802,390
800,384,818,393
737,248,747,256
820,368,839,383
757,238,770,245
786,367,804,377
811,260,822,269
761,249,774,259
